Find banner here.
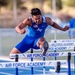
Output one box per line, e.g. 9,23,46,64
10,51,75,58
0,60,67,68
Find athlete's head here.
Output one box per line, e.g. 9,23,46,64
31,8,42,24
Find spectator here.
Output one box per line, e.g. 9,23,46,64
68,18,75,39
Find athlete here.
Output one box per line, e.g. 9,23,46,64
9,8,69,56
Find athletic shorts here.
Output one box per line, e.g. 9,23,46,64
15,35,40,53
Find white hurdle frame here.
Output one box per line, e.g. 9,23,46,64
1,39,75,75
50,39,75,74
9,51,72,75
10,51,75,58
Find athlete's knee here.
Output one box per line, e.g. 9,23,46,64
9,48,20,59
37,37,46,48
10,48,18,54
38,37,45,42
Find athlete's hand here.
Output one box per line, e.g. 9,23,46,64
20,29,26,34
63,26,69,31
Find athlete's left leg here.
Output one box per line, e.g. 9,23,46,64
33,37,49,55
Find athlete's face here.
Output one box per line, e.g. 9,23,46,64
32,15,42,24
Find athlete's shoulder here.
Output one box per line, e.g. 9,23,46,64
45,17,53,25
23,17,32,26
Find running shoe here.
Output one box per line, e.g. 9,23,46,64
42,41,49,56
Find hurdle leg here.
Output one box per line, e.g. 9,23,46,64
68,52,71,75
15,55,18,75
54,41,57,60
54,49,57,60
55,62,60,73
43,56,46,75
49,61,61,73
31,48,33,75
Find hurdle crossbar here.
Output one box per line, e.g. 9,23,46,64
0,60,67,68
48,46,74,50
48,41,75,50
10,51,75,59
51,39,75,42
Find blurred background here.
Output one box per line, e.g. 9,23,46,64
0,0,75,56
0,0,75,28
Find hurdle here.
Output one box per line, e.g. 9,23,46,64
8,51,72,75
10,51,75,58
0,60,68,74
49,39,75,74
15,55,18,75
31,48,33,75
9,39,75,75
0,58,70,75
1,39,75,75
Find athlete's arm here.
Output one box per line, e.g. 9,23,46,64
46,17,69,31
15,17,32,34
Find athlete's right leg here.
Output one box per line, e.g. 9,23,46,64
10,47,21,54
9,35,34,58
33,37,49,56
9,47,21,59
